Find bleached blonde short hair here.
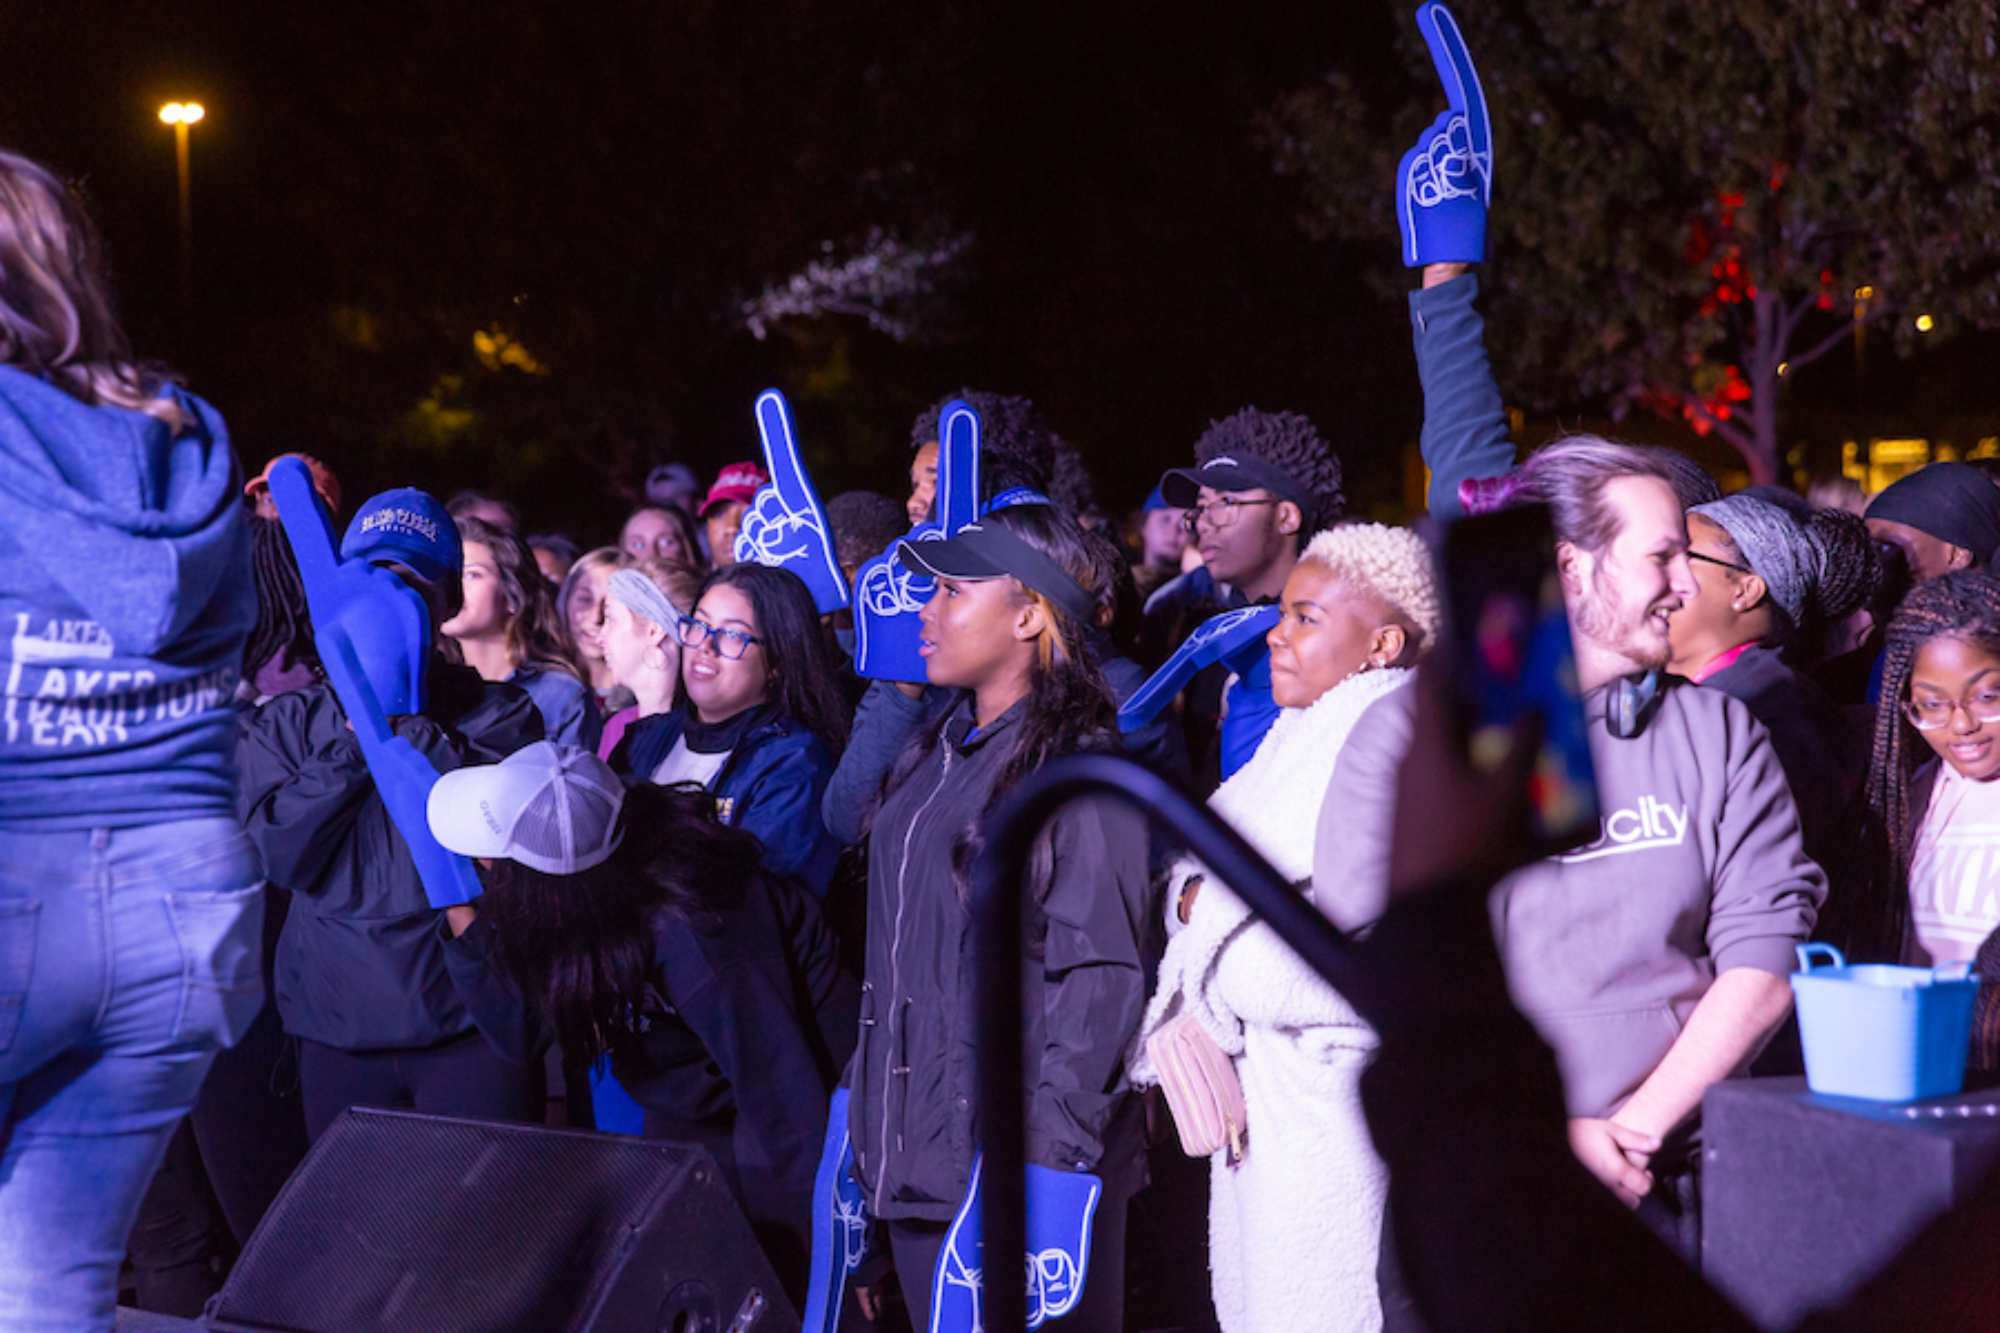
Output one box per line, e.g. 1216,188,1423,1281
1297,522,1442,652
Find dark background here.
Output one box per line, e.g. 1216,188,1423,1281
6,2,1992,543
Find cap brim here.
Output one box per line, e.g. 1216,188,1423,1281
1160,464,1270,507
895,535,1008,581
427,761,541,860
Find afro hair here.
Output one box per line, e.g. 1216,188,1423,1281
910,388,1055,502
1048,436,1099,516
1299,523,1442,653
1193,407,1345,533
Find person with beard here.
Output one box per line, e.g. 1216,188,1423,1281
1140,407,1347,784
1315,437,1824,1281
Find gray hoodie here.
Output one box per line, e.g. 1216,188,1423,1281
1313,679,1824,1118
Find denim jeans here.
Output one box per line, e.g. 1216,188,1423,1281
0,818,263,1333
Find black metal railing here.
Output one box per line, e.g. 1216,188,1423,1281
969,753,1358,1332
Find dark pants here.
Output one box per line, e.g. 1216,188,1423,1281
299,1032,543,1140
125,1119,229,1317
189,1002,309,1245
885,1187,1129,1332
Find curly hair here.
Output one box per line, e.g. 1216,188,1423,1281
1859,568,2000,958
1048,436,1098,516
241,513,320,686
1299,523,1442,653
910,388,1055,502
826,490,909,572
1193,407,1346,534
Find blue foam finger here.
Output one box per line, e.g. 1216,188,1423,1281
733,388,852,614
1418,1,1490,196
802,1088,872,1333
271,458,482,910
853,401,983,682
1117,604,1281,733
929,1155,1101,1333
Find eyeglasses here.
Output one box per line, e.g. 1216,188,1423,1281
1182,496,1280,533
677,617,761,660
1687,550,1751,575
1904,687,2000,732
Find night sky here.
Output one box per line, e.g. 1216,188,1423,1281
7,4,1990,540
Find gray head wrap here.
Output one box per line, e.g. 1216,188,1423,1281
1690,495,1819,626
607,567,683,634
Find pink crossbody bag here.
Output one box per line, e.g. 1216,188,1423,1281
1145,1013,1247,1165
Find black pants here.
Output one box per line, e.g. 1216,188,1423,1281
189,1001,309,1245
885,1187,1129,1332
125,1119,230,1317
299,1032,544,1140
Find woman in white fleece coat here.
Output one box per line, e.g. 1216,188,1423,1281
1132,523,1441,1333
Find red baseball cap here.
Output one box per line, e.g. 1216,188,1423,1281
699,461,768,517
245,453,342,517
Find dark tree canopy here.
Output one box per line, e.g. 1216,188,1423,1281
1268,0,2000,484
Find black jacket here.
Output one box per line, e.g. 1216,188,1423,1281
848,696,1152,1224
235,663,542,1050
442,869,856,1296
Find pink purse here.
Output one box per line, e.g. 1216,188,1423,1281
1145,1013,1247,1164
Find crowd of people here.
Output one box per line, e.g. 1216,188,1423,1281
7,21,2000,1329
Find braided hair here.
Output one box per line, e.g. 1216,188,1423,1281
241,513,319,686
1860,569,2000,957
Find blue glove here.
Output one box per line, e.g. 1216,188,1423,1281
853,401,982,682
270,459,483,910
930,1154,1101,1332
802,1088,873,1333
1397,2,1493,267
733,388,852,615
1117,604,1281,734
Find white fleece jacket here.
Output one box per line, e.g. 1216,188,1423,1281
1132,667,1408,1333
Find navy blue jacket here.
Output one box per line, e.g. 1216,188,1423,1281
616,705,841,897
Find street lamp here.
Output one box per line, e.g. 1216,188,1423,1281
157,101,205,315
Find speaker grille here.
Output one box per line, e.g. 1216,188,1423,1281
212,1108,709,1332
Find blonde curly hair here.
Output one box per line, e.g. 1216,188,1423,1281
1298,523,1442,653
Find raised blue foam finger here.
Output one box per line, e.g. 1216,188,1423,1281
733,386,851,614
935,401,983,537
1417,2,1491,200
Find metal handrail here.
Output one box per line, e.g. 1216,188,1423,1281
969,753,1359,1332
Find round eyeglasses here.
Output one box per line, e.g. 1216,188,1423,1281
1182,496,1280,533
677,617,761,660
1904,688,2000,732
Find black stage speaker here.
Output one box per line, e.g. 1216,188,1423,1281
1703,1076,2000,1329
203,1107,798,1333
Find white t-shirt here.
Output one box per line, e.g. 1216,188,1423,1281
1906,763,2000,965
651,737,730,788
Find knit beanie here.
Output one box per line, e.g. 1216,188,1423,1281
1691,495,1815,626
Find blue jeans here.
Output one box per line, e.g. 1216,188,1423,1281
0,818,263,1332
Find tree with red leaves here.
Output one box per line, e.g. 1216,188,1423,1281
1267,0,2000,484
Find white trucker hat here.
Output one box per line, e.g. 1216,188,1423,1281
427,742,626,875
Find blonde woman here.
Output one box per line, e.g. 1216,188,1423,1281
1132,523,1442,1333
556,546,627,704
595,557,702,762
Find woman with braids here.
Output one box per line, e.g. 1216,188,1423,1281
427,746,856,1301
445,516,599,749
1857,569,2000,976
846,503,1151,1327
1665,495,1878,896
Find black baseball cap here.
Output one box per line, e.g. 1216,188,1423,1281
1158,453,1305,510
896,521,1097,622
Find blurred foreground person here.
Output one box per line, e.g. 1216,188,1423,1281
0,148,261,1332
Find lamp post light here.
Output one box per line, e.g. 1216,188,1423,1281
157,101,205,315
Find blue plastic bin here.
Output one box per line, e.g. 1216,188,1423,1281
1790,942,1980,1102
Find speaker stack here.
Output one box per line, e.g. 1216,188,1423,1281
199,1107,798,1332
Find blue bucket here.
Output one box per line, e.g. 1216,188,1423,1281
1791,943,1980,1103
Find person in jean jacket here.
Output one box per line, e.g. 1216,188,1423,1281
0,148,262,1333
